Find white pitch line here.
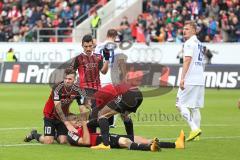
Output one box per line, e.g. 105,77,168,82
0,143,43,147
117,124,237,127
1,136,240,147
0,124,237,131
158,136,240,141
0,127,40,131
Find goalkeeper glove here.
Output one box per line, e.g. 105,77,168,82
103,48,110,61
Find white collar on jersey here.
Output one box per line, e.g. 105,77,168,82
189,35,197,41
82,51,94,56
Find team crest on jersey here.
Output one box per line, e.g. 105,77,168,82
85,63,98,70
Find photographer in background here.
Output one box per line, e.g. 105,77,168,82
176,45,184,64
203,46,213,64
203,46,219,65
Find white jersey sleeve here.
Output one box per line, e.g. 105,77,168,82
183,41,194,57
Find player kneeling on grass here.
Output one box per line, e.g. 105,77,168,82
67,114,185,151
24,68,89,144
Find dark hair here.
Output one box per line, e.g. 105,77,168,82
82,34,93,45
65,68,76,76
107,29,118,38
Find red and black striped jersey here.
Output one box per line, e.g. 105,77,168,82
70,53,103,90
43,81,85,120
77,127,99,146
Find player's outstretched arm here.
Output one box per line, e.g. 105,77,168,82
54,101,78,133
68,57,79,71
80,121,90,145
100,60,109,74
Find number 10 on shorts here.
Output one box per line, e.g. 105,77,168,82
45,126,51,134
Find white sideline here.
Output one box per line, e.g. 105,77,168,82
0,127,40,131
158,136,240,141
0,124,237,131
1,136,240,147
0,143,43,147
119,124,237,127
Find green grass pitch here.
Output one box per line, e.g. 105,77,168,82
0,84,239,160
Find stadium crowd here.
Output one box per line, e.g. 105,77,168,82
0,0,239,43
0,0,107,42
116,0,240,43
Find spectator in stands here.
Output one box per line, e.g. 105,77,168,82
73,4,82,20
0,27,6,41
1,0,240,43
81,0,91,14
229,16,240,42
136,23,146,43
165,23,176,42
60,5,73,22
52,14,60,28
28,6,42,28
157,27,166,42
208,16,218,40
219,10,230,42
118,16,132,42
207,0,220,20
116,0,240,43
175,28,183,43
58,17,68,42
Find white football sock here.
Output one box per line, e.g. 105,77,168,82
191,108,201,129
179,107,198,131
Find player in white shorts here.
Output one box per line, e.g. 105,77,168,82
176,21,205,141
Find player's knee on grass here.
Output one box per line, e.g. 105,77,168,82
58,135,68,144
43,136,54,144
118,137,132,148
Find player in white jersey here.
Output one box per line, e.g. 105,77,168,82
176,21,205,141
95,31,127,86
95,29,128,128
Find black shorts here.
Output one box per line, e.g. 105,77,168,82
43,117,68,137
107,88,143,114
96,134,132,148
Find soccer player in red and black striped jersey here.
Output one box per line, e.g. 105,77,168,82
69,34,109,92
24,68,87,144
66,114,185,151
69,34,110,131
